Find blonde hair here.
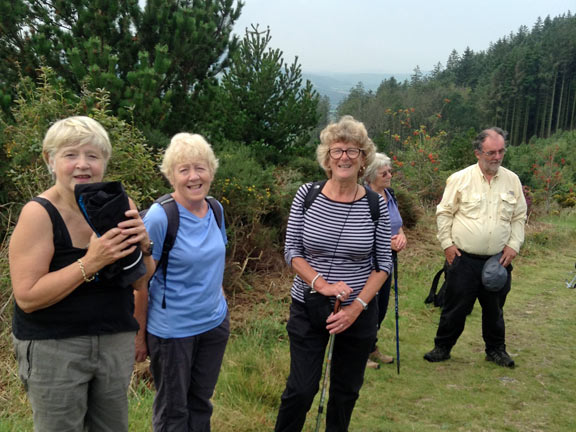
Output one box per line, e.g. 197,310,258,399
363,152,392,184
42,116,112,169
316,115,375,178
161,133,219,183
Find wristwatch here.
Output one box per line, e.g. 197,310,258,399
354,297,368,310
142,240,154,257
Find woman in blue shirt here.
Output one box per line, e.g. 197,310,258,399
363,152,407,368
134,133,229,432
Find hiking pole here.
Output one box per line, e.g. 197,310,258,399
393,253,400,375
565,262,576,289
314,298,342,432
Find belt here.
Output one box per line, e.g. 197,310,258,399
459,250,492,261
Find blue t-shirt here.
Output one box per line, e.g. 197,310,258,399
385,189,403,236
144,200,228,338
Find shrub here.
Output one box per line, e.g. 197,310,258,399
210,143,285,290
1,67,166,216
388,124,449,207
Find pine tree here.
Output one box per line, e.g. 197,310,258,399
0,0,243,136
212,25,319,164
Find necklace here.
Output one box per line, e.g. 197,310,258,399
323,184,359,283
327,182,360,203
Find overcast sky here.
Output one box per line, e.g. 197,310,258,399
233,0,574,74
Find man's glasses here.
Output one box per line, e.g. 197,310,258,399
329,148,363,159
480,148,507,157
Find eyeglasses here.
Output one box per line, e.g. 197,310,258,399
480,148,507,157
329,148,363,159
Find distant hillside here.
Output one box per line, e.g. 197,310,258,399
303,72,411,108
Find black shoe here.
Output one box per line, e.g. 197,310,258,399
424,346,451,362
486,349,515,368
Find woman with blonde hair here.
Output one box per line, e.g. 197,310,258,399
275,116,393,431
10,116,154,431
134,133,229,432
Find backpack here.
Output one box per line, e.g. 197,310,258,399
302,180,382,271
140,193,224,308
425,267,446,307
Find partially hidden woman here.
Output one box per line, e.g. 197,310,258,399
134,133,229,432
363,152,407,368
9,116,154,431
275,116,393,432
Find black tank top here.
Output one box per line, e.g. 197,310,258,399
12,197,139,340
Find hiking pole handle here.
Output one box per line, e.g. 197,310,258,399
314,297,342,432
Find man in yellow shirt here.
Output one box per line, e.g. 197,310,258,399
424,127,527,368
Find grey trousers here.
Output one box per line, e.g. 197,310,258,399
13,332,135,432
147,314,230,432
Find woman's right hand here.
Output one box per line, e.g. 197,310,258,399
317,280,353,302
81,228,138,275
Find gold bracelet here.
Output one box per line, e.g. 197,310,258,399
77,259,95,282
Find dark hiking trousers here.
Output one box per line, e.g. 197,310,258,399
434,252,512,351
147,315,230,432
371,251,396,352
275,299,377,432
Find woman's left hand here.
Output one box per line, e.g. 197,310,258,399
391,232,407,252
326,303,363,334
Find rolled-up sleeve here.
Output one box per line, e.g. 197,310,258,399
507,181,527,253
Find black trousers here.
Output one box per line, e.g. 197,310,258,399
147,315,230,432
275,299,377,432
371,251,396,352
434,253,512,351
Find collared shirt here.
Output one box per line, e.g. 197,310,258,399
436,163,527,255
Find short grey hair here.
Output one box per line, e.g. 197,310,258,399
473,127,507,152
363,152,392,184
42,116,112,170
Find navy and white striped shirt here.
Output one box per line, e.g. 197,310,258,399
285,182,393,306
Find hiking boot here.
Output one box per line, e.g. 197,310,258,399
486,348,515,368
366,358,380,369
369,349,394,364
424,346,451,362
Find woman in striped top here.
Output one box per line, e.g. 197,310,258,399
275,116,393,432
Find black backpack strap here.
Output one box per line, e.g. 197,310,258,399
365,188,381,272
303,180,327,213
425,267,445,304
206,196,223,229
153,194,179,309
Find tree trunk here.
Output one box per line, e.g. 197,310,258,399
547,66,558,138
555,70,565,133
522,97,530,144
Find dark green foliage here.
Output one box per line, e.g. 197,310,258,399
0,0,243,135
209,25,320,165
1,67,166,221
394,186,423,229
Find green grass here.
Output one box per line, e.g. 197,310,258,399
1,211,575,431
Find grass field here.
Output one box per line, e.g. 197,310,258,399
1,211,575,431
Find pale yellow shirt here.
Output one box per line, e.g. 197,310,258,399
436,163,527,255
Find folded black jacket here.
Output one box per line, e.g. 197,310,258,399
75,181,146,287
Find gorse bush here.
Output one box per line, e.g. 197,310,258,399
211,143,285,289
1,67,167,213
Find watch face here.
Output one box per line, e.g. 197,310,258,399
143,240,154,256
